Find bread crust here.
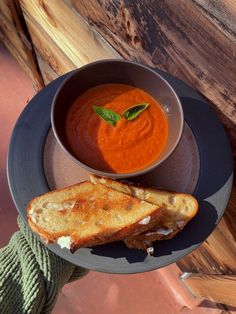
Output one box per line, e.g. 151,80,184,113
29,206,164,252
27,181,165,252
90,175,198,251
28,176,198,253
124,224,184,250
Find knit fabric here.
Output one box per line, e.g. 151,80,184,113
0,216,88,314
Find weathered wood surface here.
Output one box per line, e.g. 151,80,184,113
182,274,236,307
0,0,43,90
194,0,236,40
25,16,76,76
36,53,58,85
70,0,236,171
19,0,120,72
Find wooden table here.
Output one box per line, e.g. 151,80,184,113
0,0,235,307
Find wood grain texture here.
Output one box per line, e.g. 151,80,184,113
36,52,58,85
24,15,76,76
70,0,236,169
0,0,13,22
0,0,43,90
194,0,236,40
0,10,29,62
0,30,43,91
19,0,120,76
183,274,236,306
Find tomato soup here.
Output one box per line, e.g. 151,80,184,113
65,84,168,173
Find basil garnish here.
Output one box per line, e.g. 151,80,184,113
93,106,121,127
122,103,149,120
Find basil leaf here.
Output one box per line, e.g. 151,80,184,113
123,103,149,120
93,106,121,127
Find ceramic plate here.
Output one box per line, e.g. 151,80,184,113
7,70,233,273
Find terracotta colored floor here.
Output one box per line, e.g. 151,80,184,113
0,43,223,314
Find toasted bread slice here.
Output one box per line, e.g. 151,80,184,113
90,175,198,250
27,181,164,252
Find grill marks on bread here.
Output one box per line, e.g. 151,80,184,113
90,175,198,250
27,181,164,251
27,176,198,253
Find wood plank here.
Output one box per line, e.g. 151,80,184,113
0,0,13,24
19,0,121,73
0,0,43,90
70,0,236,170
203,228,236,274
194,0,236,41
35,52,58,85
0,28,42,91
183,274,236,306
24,15,76,76
0,11,30,63
0,0,28,33
67,0,153,65
178,245,223,275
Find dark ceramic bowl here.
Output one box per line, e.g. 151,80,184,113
51,59,184,179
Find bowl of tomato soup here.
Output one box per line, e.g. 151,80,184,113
51,60,183,178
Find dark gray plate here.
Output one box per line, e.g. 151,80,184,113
7,70,233,274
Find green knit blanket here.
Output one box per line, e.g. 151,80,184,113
0,216,88,314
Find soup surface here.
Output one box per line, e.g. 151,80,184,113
65,84,168,173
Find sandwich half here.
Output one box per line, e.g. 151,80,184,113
90,175,198,250
27,181,165,252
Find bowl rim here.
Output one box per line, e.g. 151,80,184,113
51,59,184,178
